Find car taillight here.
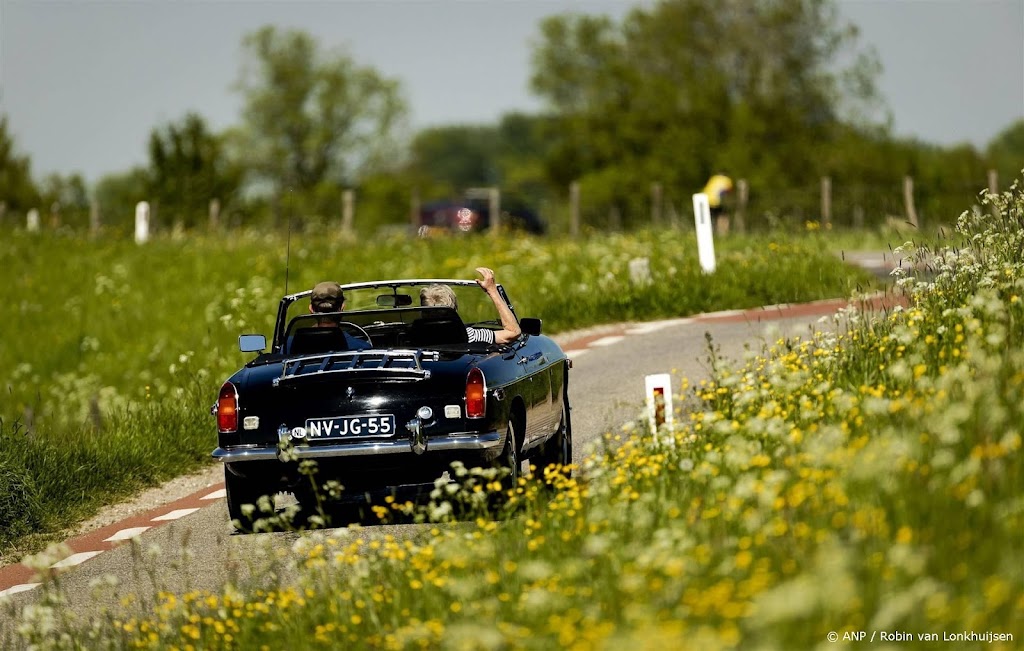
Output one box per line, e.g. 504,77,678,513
217,382,239,433
466,368,486,418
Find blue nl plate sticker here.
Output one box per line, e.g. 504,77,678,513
305,415,395,439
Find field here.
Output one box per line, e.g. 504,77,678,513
5,187,1019,649
0,224,877,556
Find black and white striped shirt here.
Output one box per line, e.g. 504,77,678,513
466,327,495,344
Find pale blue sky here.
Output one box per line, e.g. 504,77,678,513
1,0,1022,184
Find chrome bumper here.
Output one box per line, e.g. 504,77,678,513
212,430,503,463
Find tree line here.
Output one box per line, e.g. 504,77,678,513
1,0,1022,236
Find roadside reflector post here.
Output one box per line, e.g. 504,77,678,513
26,208,40,232
135,201,150,244
692,193,716,274
645,373,674,440
628,257,651,286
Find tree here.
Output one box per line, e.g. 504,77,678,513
39,172,89,229
0,114,41,217
529,0,885,227
93,167,148,234
987,120,1024,189
233,26,408,222
146,112,241,228
409,125,500,194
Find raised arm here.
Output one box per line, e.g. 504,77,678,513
475,267,521,344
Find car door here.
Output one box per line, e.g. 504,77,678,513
507,336,553,446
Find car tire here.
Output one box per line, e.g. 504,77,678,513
537,387,573,484
224,466,266,532
498,417,521,493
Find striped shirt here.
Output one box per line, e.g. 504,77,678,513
466,327,495,344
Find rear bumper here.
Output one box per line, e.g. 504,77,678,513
212,429,503,463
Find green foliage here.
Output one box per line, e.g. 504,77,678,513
409,125,500,192
15,180,1024,647
0,114,41,217
232,25,409,223
146,112,241,229
529,0,886,228
0,444,44,543
38,172,90,230
0,226,874,553
986,119,1024,189
91,167,149,235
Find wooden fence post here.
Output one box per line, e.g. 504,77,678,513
488,187,501,235
341,189,355,237
208,198,221,231
90,200,101,237
903,176,918,228
49,201,61,229
853,205,864,229
651,183,663,226
735,179,748,233
821,176,832,227
569,181,580,238
0,201,6,227
987,169,1000,216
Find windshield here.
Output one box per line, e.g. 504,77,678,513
275,281,515,352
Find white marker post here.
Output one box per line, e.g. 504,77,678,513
26,208,40,232
645,373,674,441
135,201,150,244
692,193,716,273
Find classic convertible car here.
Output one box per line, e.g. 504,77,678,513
212,278,572,530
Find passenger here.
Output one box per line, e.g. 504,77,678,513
702,173,734,234
307,281,371,350
420,267,522,344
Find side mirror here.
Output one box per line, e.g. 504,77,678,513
238,334,267,353
520,318,542,336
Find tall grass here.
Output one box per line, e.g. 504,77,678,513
8,184,1021,648
0,226,875,555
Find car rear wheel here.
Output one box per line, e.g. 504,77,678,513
225,466,266,532
498,418,520,492
537,388,573,483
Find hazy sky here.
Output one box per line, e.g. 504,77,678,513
1,0,1022,184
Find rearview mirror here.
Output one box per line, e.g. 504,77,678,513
520,318,542,336
377,294,413,307
238,334,267,353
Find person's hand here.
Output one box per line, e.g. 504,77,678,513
475,267,497,293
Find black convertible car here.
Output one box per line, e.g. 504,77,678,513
212,278,572,530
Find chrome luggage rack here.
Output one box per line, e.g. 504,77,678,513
273,349,439,386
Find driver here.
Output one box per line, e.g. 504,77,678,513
420,267,521,344
308,281,371,350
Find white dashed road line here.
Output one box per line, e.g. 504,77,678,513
103,527,151,542
0,583,41,598
201,489,227,500
589,336,625,347
52,551,102,569
152,508,201,522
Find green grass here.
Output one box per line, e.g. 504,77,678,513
0,225,877,556
6,187,1022,648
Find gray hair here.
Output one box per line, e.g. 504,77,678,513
420,284,458,311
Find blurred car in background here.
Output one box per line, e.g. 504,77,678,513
418,197,545,235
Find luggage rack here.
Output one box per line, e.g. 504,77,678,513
274,349,439,386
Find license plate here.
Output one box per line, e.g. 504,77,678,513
304,414,396,439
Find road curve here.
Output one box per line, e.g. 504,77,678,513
0,293,896,627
